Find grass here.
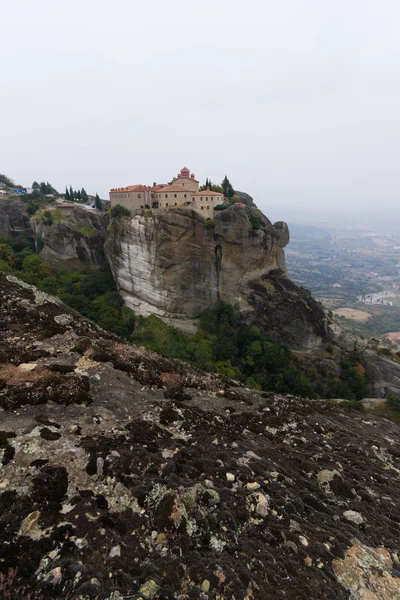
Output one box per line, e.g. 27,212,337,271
367,403,400,423
77,226,96,237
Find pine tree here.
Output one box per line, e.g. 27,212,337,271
95,193,102,210
32,181,40,190
40,181,47,195
81,188,88,203
69,186,74,200
76,189,82,202
65,187,70,200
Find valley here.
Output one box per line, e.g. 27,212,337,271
287,219,400,347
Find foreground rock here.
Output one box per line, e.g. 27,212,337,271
1,273,400,599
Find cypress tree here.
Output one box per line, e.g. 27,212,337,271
221,176,234,199
81,188,88,202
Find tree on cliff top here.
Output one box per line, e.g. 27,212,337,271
95,194,102,210
0,174,15,188
221,175,235,199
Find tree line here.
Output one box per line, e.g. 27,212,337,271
200,175,235,199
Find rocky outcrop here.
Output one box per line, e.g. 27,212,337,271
244,268,330,350
0,198,32,236
364,349,400,397
233,190,257,207
1,272,400,599
328,322,368,353
106,205,288,331
32,206,108,270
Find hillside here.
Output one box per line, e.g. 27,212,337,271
1,272,400,599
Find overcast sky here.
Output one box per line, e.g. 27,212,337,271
2,0,400,217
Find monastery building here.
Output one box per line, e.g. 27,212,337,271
109,168,225,217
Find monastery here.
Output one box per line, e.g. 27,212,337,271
109,167,225,217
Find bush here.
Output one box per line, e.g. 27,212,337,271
214,203,231,211
386,392,400,411
109,204,131,219
43,210,53,225
204,219,214,229
341,400,365,412
249,215,262,230
378,347,392,356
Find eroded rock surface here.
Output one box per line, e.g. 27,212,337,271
106,205,287,331
1,273,400,599
0,197,32,235
245,268,330,350
32,206,108,270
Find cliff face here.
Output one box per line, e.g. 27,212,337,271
0,197,32,235
106,205,288,331
1,272,400,600
245,269,330,350
19,201,332,350
32,207,108,270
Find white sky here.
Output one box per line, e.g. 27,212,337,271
2,0,400,216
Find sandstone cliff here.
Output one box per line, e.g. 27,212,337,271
1,272,400,600
32,206,108,270
106,205,288,331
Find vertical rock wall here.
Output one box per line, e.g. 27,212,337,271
106,205,287,331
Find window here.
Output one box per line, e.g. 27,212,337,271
138,194,141,199
166,202,169,207
192,197,195,201
140,205,144,209
206,197,208,201
165,194,168,198
201,206,204,210
175,202,177,206
184,194,187,198
174,194,177,198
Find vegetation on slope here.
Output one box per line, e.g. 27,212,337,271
0,230,372,400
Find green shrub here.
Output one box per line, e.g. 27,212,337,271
249,215,262,230
109,204,131,219
386,392,400,411
341,400,365,412
204,219,214,229
215,203,231,211
378,347,392,356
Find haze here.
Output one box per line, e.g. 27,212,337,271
2,0,400,220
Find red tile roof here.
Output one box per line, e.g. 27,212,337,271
156,184,193,193
110,185,149,193
174,175,199,183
